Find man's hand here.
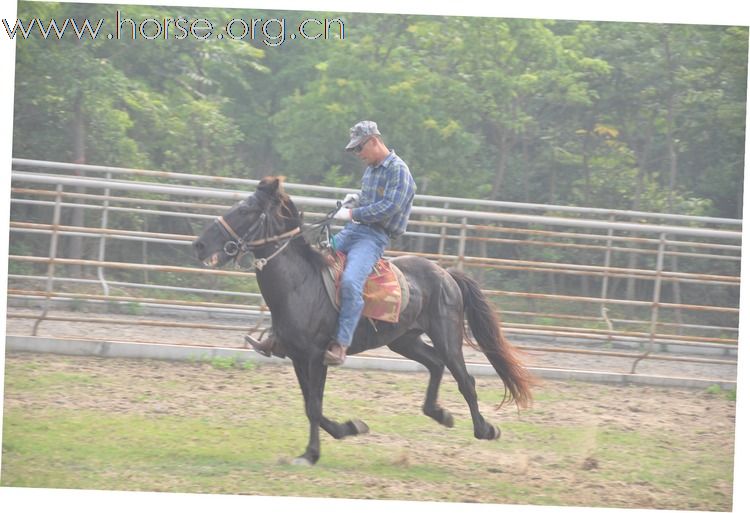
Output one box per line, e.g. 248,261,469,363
333,207,352,221
342,193,360,207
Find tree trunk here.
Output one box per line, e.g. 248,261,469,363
68,91,86,278
522,130,530,203
662,28,684,331
489,127,510,201
582,117,593,203
626,121,654,301
581,118,593,299
484,123,512,287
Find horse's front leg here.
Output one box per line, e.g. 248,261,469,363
290,356,327,465
292,357,370,447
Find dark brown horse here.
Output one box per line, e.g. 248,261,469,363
193,177,534,465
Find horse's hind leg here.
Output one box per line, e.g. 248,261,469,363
427,318,501,441
388,334,454,428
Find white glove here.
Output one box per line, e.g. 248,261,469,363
333,207,352,221
342,193,360,207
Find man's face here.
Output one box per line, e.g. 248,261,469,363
353,137,377,165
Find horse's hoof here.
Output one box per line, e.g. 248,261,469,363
440,410,455,428
291,457,313,467
351,419,370,435
476,424,502,440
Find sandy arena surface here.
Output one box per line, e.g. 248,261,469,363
1,350,737,510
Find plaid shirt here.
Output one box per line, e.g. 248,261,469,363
351,150,416,237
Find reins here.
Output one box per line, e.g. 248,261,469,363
249,226,301,271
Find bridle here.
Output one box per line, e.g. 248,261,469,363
215,200,340,271
215,207,300,270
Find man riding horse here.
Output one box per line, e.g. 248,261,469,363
194,150,532,465
251,120,416,365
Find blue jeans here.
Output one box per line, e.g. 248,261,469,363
331,223,390,347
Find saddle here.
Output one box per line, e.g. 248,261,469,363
322,251,409,323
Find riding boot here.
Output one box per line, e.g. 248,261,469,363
245,332,287,358
324,341,347,366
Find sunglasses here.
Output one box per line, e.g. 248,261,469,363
353,138,371,153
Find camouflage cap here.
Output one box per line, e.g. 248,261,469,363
345,120,381,151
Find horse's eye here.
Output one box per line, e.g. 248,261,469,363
238,205,250,215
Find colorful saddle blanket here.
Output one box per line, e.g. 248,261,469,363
322,251,409,323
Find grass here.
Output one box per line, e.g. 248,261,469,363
1,406,546,501
8,370,96,391
0,354,736,509
706,383,737,401
2,410,276,491
210,356,256,371
185,355,256,371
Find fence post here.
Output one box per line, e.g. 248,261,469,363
631,231,667,373
437,201,449,266
456,216,467,271
600,215,615,345
97,172,111,296
32,184,63,336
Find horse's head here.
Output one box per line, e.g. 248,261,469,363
193,176,301,268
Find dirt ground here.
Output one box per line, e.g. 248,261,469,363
1,350,737,510
2,305,739,508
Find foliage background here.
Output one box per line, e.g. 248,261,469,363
11,2,748,218
7,2,747,318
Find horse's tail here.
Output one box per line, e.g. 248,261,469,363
448,268,535,409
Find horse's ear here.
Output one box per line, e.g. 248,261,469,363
257,175,286,200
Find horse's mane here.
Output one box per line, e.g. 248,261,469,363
258,176,330,271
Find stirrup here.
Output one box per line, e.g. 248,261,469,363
244,333,273,357
324,342,347,366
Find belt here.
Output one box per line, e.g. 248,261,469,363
353,220,393,238
366,223,400,240
364,222,385,232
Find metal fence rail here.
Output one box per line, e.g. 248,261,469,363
7,159,741,381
